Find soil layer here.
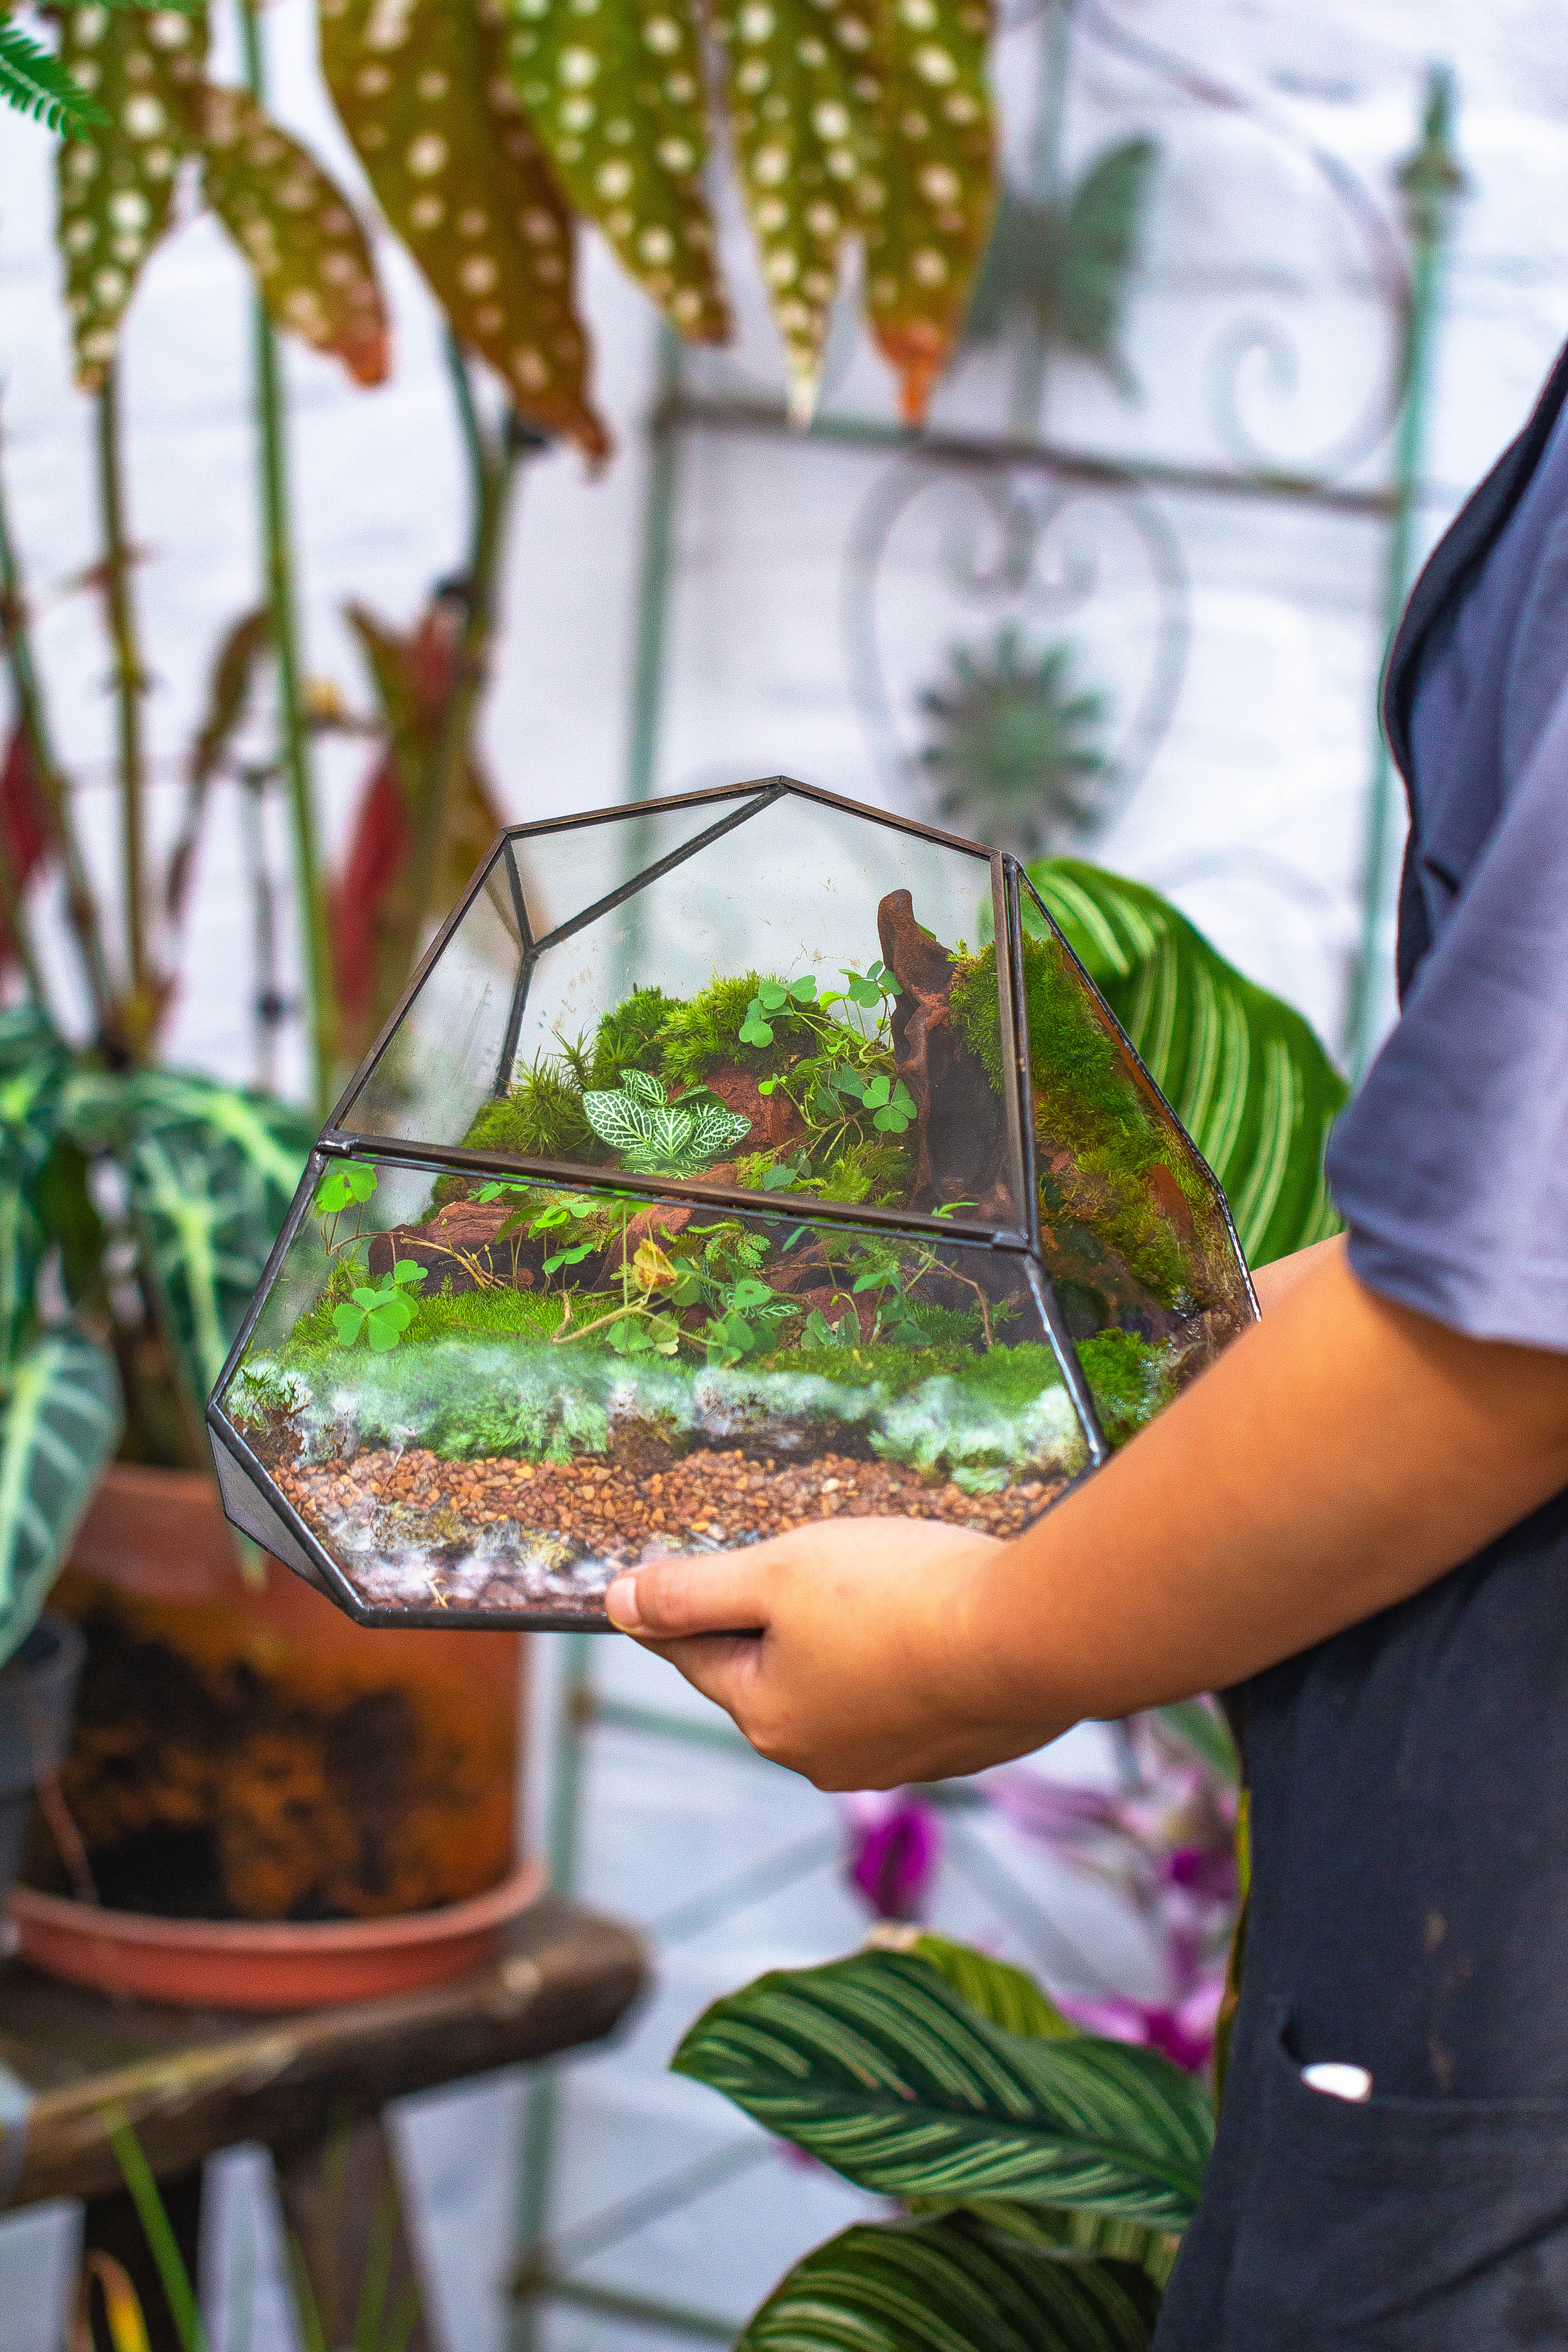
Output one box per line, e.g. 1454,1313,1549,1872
277,1447,1068,1616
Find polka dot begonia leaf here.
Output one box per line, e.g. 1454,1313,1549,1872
195,83,390,387
862,0,995,421
713,0,882,421
505,0,728,344
51,0,209,391
320,0,609,459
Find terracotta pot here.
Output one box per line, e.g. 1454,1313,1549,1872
9,1858,545,2009
30,1465,527,1942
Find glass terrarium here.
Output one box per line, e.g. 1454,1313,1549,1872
208,779,1256,1628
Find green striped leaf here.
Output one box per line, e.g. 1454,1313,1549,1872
738,2217,1160,2351
54,0,209,388
887,1928,1075,2040
320,0,609,458
119,1072,312,1404
195,81,390,386
505,0,729,344
0,1326,122,1666
714,0,880,421
949,2201,1176,2290
1026,860,1346,1267
672,1947,1213,2228
862,0,995,423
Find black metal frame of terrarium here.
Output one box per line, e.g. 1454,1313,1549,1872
207,778,1257,1631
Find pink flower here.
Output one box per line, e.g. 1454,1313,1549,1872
842,1789,943,1921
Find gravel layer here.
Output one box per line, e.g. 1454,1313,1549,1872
275,1446,1067,1617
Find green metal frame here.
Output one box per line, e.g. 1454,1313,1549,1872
505,39,1460,2349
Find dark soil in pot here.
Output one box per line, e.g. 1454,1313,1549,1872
0,1615,85,1914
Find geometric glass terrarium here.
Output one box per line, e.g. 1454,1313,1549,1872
209,780,1256,1627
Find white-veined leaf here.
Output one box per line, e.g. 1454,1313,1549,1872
0,1325,122,1665
686,1101,750,1159
673,1946,1213,2229
583,1088,662,1154
738,2215,1160,2351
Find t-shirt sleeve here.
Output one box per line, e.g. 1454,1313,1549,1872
1326,674,1568,1353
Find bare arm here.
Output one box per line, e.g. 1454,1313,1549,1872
605,1247,1568,1789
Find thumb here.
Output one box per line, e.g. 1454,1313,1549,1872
606,1547,773,1638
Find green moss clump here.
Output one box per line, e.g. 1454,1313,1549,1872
1078,1328,1174,1447
954,1341,1064,1410
953,937,1210,1309
757,1341,975,1396
402,1286,565,1347
659,972,816,1084
463,1057,606,1165
590,987,680,1085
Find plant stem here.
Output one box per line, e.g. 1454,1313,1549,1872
0,816,46,1009
0,433,113,1034
237,0,336,1117
395,338,530,992
108,2112,209,2352
94,365,155,1053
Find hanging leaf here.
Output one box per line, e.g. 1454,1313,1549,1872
713,0,881,420
320,0,608,457
0,1012,74,1367
506,0,728,344
194,82,391,385
737,2216,1160,2352
332,598,507,1058
118,1070,312,1404
944,2200,1177,2291
672,1946,1214,2229
1025,862,1346,1267
0,1324,123,1667
862,0,995,423
52,0,210,389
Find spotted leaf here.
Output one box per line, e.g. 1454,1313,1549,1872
714,0,882,421
862,0,995,422
320,0,608,458
51,0,209,390
506,0,728,343
194,83,390,386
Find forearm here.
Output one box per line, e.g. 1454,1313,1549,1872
962,1248,1568,1744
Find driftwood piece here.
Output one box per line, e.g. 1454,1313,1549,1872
876,890,1016,1222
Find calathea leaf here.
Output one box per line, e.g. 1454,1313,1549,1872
672,1946,1213,2228
713,0,881,421
737,2215,1161,2351
194,82,390,385
1024,862,1346,1267
949,2200,1177,2291
505,0,728,343
0,1325,122,1667
862,0,995,424
319,0,609,457
876,1927,1076,2040
52,0,210,388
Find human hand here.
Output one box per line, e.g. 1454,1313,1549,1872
604,1517,1044,1790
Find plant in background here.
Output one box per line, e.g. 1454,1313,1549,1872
921,626,1111,859
676,1927,1212,2347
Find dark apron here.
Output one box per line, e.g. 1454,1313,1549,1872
1155,347,1568,2350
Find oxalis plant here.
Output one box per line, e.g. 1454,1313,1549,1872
675,1926,1220,2348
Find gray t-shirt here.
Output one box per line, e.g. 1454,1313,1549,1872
1326,392,1568,1353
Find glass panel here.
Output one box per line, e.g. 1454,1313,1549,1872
464,789,1025,1228
213,1154,1088,1624
209,1427,329,1590
1013,873,1254,1419
338,797,772,1147
514,789,769,944
336,848,524,1147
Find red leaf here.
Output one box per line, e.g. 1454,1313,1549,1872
331,752,407,1027
0,724,57,968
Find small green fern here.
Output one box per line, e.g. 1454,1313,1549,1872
0,15,104,136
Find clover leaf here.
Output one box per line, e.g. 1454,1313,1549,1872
314,1161,377,1216
332,1258,426,1351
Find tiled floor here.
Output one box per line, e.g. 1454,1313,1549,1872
0,1635,1147,2351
